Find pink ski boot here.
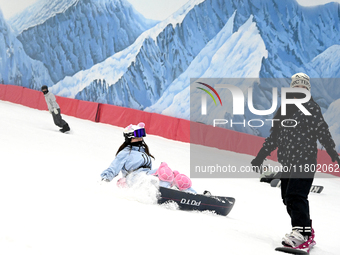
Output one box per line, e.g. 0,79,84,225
282,229,316,253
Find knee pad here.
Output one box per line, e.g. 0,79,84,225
173,173,192,191
155,162,174,183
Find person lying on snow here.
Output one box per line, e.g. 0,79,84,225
100,122,196,193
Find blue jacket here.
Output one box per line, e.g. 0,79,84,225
101,145,152,181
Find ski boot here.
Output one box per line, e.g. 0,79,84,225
282,229,316,253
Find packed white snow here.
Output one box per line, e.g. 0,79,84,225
0,100,340,255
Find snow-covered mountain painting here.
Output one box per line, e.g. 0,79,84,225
1,0,340,139
9,0,158,83
0,9,53,89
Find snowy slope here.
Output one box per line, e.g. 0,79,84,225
13,0,158,83
1,100,340,255
0,10,53,89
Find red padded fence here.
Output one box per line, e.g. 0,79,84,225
4,85,24,104
190,122,277,160
55,96,79,117
1,84,339,177
21,88,43,109
97,103,152,129
37,94,48,111
176,119,190,143
97,104,190,142
75,100,99,122
148,113,180,140
0,84,7,100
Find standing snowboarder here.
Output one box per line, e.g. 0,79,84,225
251,73,340,252
41,85,70,133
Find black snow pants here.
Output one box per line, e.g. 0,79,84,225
280,166,315,236
52,108,67,128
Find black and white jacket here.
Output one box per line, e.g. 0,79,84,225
259,100,336,167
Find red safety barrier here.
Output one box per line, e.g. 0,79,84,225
97,104,126,127
316,149,340,177
176,119,190,143
56,96,79,117
190,121,276,158
148,113,180,140
4,85,24,104
98,104,189,141
37,94,48,111
97,103,152,129
76,100,99,122
0,84,7,100
20,88,43,109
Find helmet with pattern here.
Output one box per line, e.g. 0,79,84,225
123,122,146,143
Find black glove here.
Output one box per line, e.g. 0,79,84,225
326,147,340,166
251,158,263,173
251,154,267,174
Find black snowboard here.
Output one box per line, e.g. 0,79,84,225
270,179,324,194
158,187,235,216
275,246,308,254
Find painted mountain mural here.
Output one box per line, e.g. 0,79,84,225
1,0,340,139
0,10,53,89
9,0,158,83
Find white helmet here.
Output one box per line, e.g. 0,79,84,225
123,122,146,140
290,72,311,91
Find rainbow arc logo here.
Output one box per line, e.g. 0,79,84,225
196,82,222,115
196,82,222,106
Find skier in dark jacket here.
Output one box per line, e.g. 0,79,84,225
251,73,340,251
41,85,70,133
